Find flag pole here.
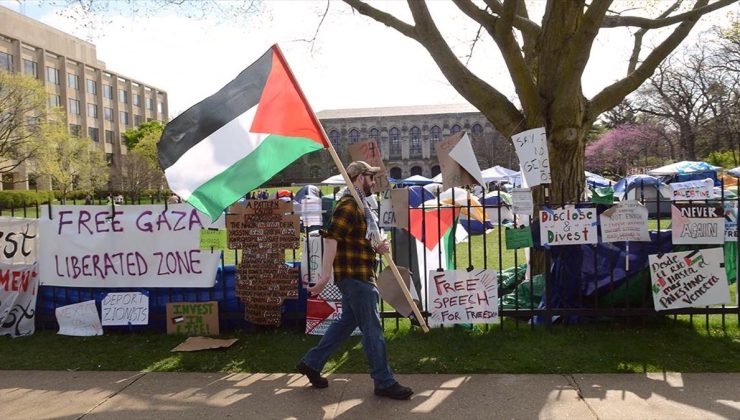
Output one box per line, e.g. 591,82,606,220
273,44,430,333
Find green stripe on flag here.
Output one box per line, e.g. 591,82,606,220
444,223,456,269
187,134,324,220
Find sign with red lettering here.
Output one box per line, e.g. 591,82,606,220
0,262,39,337
38,204,223,288
427,269,498,327
539,206,598,246
649,248,730,311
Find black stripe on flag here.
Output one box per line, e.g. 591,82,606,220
158,48,273,170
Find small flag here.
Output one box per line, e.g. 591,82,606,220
158,45,328,220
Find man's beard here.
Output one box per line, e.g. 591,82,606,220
362,182,372,195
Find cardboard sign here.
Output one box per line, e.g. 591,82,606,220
377,266,416,317
723,201,737,242
649,248,730,311
539,206,598,246
56,300,103,336
200,229,227,250
505,226,534,249
427,269,498,327
671,203,725,245
166,301,219,336
100,292,149,326
0,217,38,264
171,336,238,352
511,188,533,215
379,189,409,228
0,262,39,337
348,140,391,193
226,199,300,326
435,132,480,189
671,179,714,201
591,187,614,205
511,127,550,187
599,200,650,242
448,133,484,187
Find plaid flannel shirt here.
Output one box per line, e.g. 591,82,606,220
320,196,377,283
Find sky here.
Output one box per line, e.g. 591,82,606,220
2,1,737,117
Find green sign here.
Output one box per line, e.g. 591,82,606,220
591,187,614,205
200,229,227,250
505,226,533,249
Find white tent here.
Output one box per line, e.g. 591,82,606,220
432,165,519,184
647,161,720,176
319,174,346,185
400,174,435,185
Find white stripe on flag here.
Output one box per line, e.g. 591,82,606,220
164,105,268,199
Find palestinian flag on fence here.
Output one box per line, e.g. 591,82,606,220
158,45,329,220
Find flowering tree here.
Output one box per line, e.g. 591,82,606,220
585,124,669,175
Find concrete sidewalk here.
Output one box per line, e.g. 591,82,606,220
0,371,738,419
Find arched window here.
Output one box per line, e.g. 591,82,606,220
410,166,422,176
450,124,462,134
390,167,403,179
430,126,441,156
471,123,483,136
409,126,421,158
369,128,380,143
389,127,401,158
431,165,441,177
348,129,360,144
329,130,340,149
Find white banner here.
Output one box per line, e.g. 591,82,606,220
512,127,550,187
0,262,39,337
599,200,651,242
671,203,725,245
671,179,714,201
0,217,38,264
649,248,730,311
101,292,149,326
427,269,498,327
56,300,103,336
540,206,598,246
39,204,223,287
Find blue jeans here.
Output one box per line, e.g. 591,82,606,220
301,278,395,389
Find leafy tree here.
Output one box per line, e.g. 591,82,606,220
585,124,669,176
119,129,165,199
342,0,736,204
705,149,739,168
122,120,165,150
0,71,52,176
34,122,109,200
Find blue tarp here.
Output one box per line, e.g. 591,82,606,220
613,174,663,194
407,186,437,207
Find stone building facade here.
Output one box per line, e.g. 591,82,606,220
273,103,515,184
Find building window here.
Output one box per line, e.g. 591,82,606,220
348,129,360,144
118,89,128,104
430,125,441,156
329,130,340,149
450,124,462,134
88,127,99,142
431,165,441,176
69,124,82,137
133,94,141,107
23,59,38,78
471,123,483,136
86,79,97,95
48,94,61,108
0,52,12,71
104,107,114,121
134,114,143,126
389,127,401,158
103,84,113,99
67,73,79,90
409,126,421,158
157,102,164,113
87,103,98,118
147,97,154,110
68,99,80,115
46,66,59,85
105,130,114,144
390,167,402,179
120,111,129,125
369,128,380,143
410,166,422,176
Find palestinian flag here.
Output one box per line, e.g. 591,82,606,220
158,45,328,220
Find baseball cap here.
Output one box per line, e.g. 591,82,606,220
346,160,381,178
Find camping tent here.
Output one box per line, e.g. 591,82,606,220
294,185,320,203
585,171,613,188
407,185,437,207
614,175,671,216
482,191,515,225
729,167,740,177
320,174,345,185
432,165,519,184
647,161,720,184
398,174,435,186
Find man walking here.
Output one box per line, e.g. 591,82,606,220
297,161,413,400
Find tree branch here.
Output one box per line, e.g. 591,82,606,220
342,0,418,40
563,0,613,88
627,0,682,74
601,0,738,29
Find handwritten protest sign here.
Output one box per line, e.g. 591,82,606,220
539,206,598,246
56,300,103,336
724,201,737,242
649,248,730,311
599,200,650,242
200,229,227,250
671,203,725,245
227,199,299,326
301,232,333,288
511,188,533,215
101,292,149,326
0,217,38,264
38,204,223,288
379,189,409,229
348,140,391,193
435,132,481,189
511,127,550,187
671,178,714,201
0,262,39,337
505,226,534,249
166,301,219,336
427,269,498,327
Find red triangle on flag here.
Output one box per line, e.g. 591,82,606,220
406,208,459,250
